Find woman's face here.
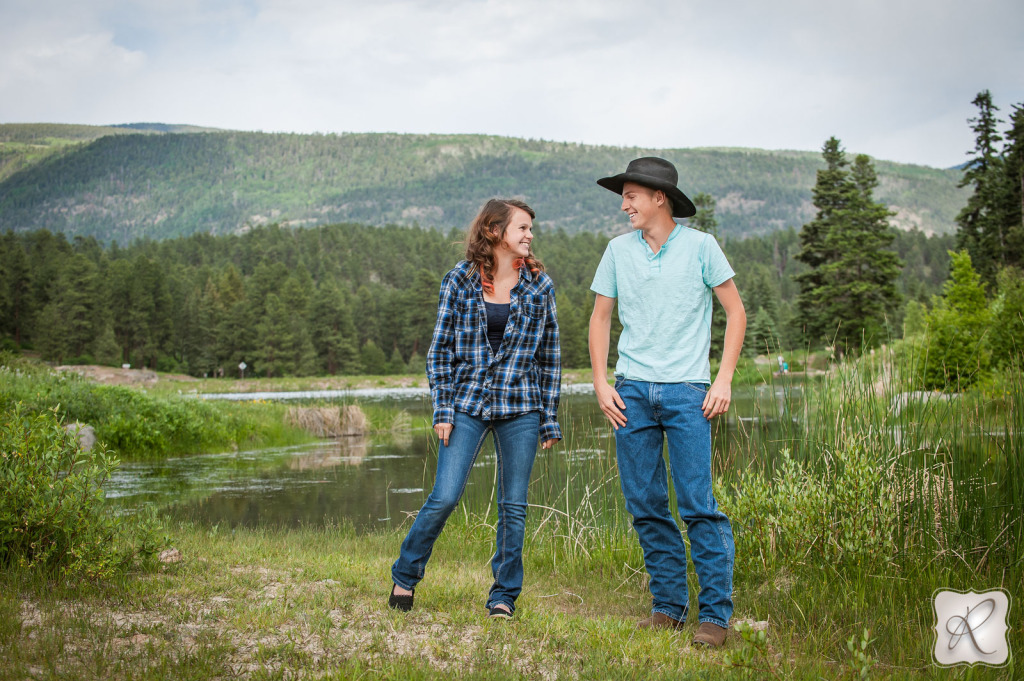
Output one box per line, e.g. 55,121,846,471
498,207,533,258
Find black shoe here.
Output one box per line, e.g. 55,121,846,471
388,585,414,612
488,605,513,620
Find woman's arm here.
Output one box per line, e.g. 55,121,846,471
537,288,562,447
426,273,458,430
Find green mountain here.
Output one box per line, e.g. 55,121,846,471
0,124,969,243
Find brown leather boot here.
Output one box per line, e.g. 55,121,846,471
692,621,728,648
637,612,685,630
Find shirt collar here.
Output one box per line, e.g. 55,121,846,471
636,224,682,253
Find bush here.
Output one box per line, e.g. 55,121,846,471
0,357,309,458
722,446,897,572
917,251,991,390
0,404,164,578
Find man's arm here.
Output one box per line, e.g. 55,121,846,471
703,278,746,419
589,294,627,428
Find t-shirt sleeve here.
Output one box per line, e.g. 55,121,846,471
590,244,617,298
702,235,735,288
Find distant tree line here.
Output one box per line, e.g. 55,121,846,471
0,218,955,376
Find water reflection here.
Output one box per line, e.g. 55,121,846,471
108,385,809,530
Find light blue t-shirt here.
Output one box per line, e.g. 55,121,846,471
590,225,735,383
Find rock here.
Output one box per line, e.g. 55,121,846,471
63,422,96,452
733,617,769,632
158,548,182,564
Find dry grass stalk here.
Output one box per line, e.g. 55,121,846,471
285,406,342,437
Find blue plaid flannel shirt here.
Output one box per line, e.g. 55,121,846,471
426,260,562,442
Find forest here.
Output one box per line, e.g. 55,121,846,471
0,220,954,377
0,124,967,243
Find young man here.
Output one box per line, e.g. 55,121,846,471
588,157,746,648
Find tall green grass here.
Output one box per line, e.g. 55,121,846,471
0,356,314,459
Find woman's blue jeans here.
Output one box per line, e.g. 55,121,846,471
391,410,540,613
614,379,735,628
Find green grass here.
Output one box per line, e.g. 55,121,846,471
1,353,1019,678
1,515,1017,680
0,358,317,459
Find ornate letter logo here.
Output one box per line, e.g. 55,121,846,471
932,589,1011,667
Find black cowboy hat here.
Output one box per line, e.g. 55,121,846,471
596,157,697,218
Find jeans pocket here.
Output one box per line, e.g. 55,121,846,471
681,382,709,395
613,376,624,390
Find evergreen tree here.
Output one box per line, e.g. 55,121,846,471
1001,103,1024,265
385,346,407,375
279,275,318,376
744,307,777,358
310,284,360,375
956,90,1005,283
795,137,849,345
920,251,991,389
988,266,1024,367
556,291,587,370
360,339,386,375
817,154,903,353
795,140,901,353
38,253,102,362
690,192,720,241
0,233,32,345
254,293,289,378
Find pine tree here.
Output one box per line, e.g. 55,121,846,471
1001,103,1024,265
744,307,777,358
795,140,902,353
920,251,991,389
310,284,359,375
795,137,849,345
817,154,903,353
0,233,32,346
690,192,720,241
254,293,289,378
360,339,386,375
956,90,1005,283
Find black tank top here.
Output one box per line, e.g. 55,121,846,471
484,302,510,353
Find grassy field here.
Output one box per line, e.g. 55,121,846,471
1,354,1020,679
1,513,1016,681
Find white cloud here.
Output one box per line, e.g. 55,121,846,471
1,0,1022,167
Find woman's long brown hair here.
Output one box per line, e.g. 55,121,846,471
464,199,545,292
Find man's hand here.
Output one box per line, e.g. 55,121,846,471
541,438,560,450
595,382,628,429
701,380,731,420
434,422,453,446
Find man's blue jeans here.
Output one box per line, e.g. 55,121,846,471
614,378,735,628
391,410,539,613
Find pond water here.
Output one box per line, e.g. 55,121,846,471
106,383,804,531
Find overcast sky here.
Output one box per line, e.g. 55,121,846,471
2,0,1021,169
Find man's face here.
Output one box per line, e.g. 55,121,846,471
620,182,663,231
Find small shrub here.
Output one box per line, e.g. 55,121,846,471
0,404,164,578
723,446,898,571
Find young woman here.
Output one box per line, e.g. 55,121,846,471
389,198,561,620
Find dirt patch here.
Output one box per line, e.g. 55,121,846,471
56,364,197,386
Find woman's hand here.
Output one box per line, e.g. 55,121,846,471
434,422,453,446
540,438,560,450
